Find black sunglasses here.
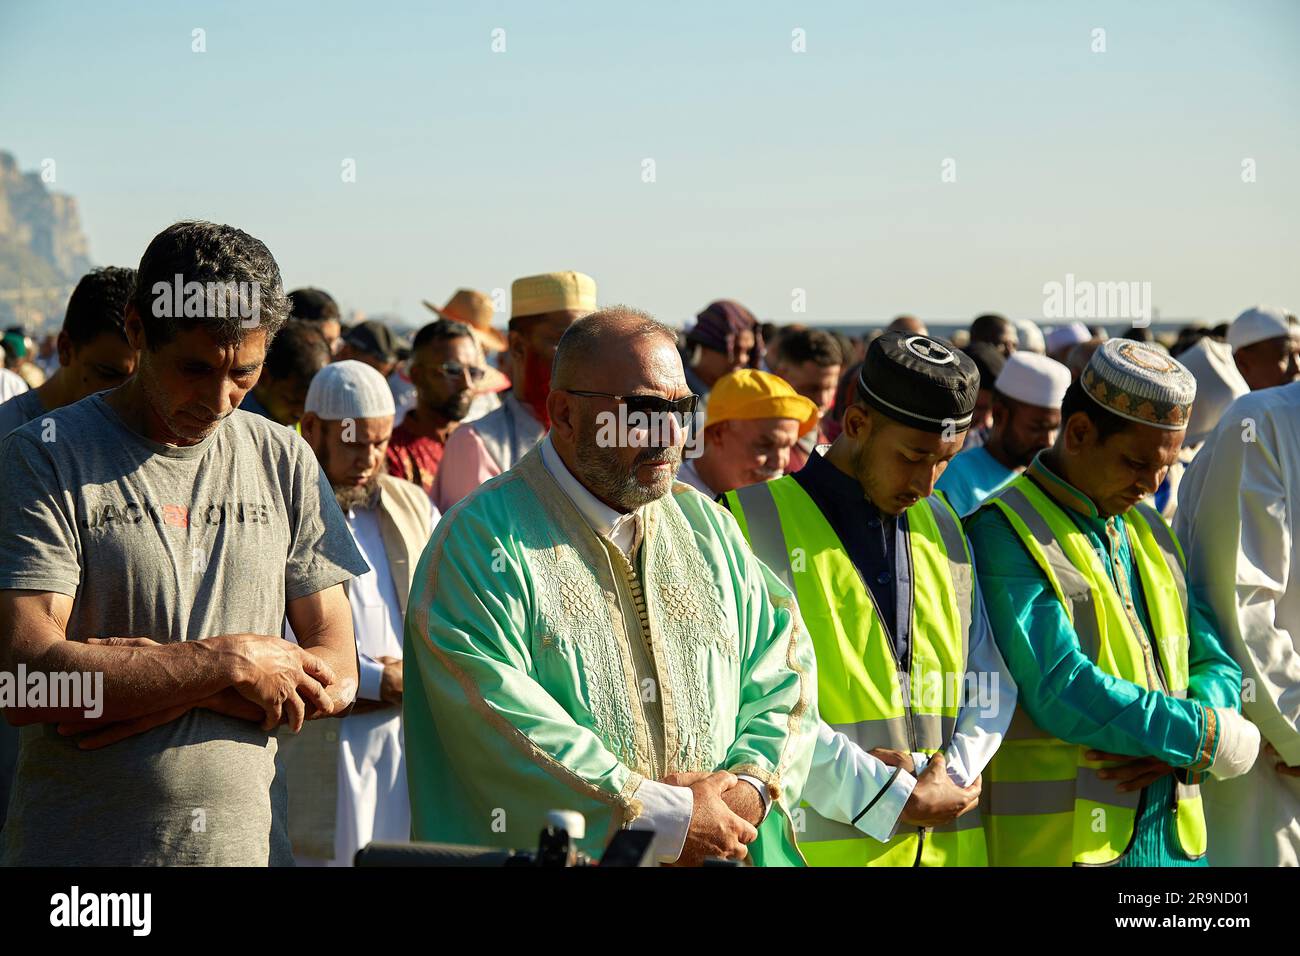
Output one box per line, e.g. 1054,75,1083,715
563,390,700,426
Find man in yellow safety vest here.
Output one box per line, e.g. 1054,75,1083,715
966,339,1261,866
724,330,1017,866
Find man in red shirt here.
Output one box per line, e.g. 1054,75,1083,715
386,319,484,498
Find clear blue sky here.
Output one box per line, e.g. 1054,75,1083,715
2,0,1297,328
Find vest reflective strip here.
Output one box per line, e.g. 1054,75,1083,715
831,715,957,754
1174,782,1200,803
1130,503,1190,698
800,801,984,843
1134,502,1188,613
924,496,973,670
984,768,1141,816
994,484,1104,662
933,812,984,833
987,778,1076,816
733,482,794,591
1077,766,1141,808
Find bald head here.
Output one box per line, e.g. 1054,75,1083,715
551,306,680,392
547,306,693,513
1066,338,1104,381
887,315,927,335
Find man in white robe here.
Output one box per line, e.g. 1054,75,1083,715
281,361,437,865
1175,381,1300,865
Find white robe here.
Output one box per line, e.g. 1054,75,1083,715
295,505,413,866
1175,382,1300,866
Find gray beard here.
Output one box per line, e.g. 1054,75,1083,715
334,475,381,513
574,420,681,511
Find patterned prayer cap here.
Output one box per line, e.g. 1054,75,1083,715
1079,339,1196,431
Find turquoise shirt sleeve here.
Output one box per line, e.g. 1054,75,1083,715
1185,592,1242,711
966,506,1211,766
1176,592,1242,784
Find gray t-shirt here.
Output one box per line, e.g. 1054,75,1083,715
0,388,46,439
0,394,369,866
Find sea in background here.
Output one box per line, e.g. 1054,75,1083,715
758,319,1214,343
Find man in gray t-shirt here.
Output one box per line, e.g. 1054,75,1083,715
0,222,366,865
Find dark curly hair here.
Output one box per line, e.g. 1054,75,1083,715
64,266,135,347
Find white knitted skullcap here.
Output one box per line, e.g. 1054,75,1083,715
994,352,1072,408
1227,305,1296,351
304,360,395,421
1045,322,1091,353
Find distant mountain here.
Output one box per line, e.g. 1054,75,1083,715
0,150,92,330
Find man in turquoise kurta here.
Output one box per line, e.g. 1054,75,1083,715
404,307,818,865
966,340,1259,866
968,456,1240,865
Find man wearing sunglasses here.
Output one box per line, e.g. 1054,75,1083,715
433,271,595,512
387,319,485,499
405,307,818,865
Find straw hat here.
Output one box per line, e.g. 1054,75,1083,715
509,271,597,320
423,288,507,353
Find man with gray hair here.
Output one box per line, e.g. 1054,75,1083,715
405,306,818,865
280,360,436,865
0,221,366,865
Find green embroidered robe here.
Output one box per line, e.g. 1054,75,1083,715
404,448,818,865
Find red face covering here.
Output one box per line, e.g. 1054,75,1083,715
520,346,552,429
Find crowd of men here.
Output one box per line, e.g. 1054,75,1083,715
0,218,1297,867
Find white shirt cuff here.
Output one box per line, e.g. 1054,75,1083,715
735,774,772,822
628,779,694,864
865,767,917,843
910,752,930,779
358,653,386,702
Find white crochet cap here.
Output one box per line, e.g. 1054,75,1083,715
1227,305,1295,351
994,352,1072,408
303,360,395,420
1045,321,1091,354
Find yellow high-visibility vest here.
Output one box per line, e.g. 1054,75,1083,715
725,476,984,866
977,477,1207,866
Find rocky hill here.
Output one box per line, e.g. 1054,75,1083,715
0,150,92,330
